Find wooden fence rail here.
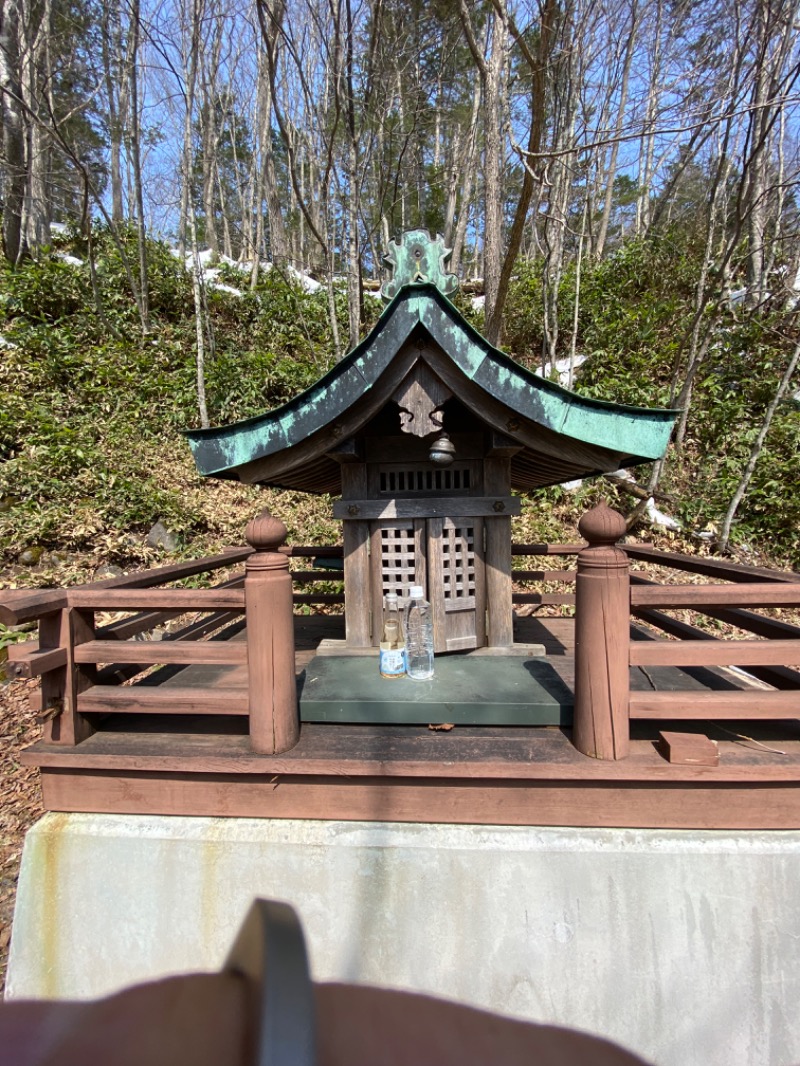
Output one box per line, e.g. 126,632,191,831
4,507,800,763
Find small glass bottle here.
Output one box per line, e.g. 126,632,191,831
379,592,406,679
404,586,434,680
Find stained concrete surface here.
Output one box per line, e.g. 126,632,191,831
7,813,800,1066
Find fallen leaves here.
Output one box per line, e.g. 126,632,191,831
0,675,44,994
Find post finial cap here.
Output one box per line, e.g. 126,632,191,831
578,502,626,546
245,510,288,552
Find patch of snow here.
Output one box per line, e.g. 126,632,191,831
286,265,321,293
219,254,250,273
535,354,588,387
471,294,485,311
208,282,243,297
561,479,583,491
49,222,68,236
185,249,217,270
55,252,84,266
646,498,681,531
0,335,18,349
728,287,747,307
607,468,635,481
364,288,383,300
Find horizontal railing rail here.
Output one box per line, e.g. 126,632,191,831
5,507,799,764
624,544,800,584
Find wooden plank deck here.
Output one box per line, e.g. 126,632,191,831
21,612,800,828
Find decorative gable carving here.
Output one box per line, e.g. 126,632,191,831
392,363,452,437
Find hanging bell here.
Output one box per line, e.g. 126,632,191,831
428,432,456,466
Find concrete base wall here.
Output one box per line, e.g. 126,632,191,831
7,813,800,1066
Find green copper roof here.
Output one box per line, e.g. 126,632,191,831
186,283,678,488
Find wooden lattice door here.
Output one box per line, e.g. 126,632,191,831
369,516,486,652
428,517,485,652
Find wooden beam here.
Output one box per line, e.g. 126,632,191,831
20,724,800,781
78,687,248,715
513,570,576,582
73,640,248,666
512,593,576,606
332,497,521,520
512,544,582,556
6,641,67,678
38,771,800,829
630,691,800,719
630,584,800,609
0,590,68,626
624,545,799,584
630,639,800,668
293,594,345,605
68,590,246,610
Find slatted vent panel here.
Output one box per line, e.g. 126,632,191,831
378,465,471,495
442,523,476,610
380,523,418,601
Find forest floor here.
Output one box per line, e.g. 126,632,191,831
0,674,42,995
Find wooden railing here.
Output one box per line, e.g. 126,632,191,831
3,503,799,763
572,504,800,760
1,512,305,755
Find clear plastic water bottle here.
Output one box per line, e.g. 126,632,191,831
403,586,434,680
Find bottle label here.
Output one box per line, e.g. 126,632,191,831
379,647,406,677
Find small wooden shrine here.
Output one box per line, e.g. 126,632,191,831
4,226,800,821
187,231,676,659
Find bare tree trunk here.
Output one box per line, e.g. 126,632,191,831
490,0,559,344
450,67,482,275
20,0,50,254
594,0,638,259
717,340,800,552
182,0,210,427
101,0,125,222
568,197,588,388
458,1,508,342
636,0,663,235
261,76,288,266
0,0,25,262
127,0,149,332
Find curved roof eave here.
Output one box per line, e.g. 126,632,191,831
185,284,679,478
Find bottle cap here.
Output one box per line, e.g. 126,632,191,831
409,586,424,598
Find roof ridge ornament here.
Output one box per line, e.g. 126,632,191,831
381,229,459,302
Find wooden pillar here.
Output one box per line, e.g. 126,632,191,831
40,607,95,745
573,503,630,760
245,510,299,754
484,457,513,647
340,463,371,648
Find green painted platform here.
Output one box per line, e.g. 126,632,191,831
298,654,573,726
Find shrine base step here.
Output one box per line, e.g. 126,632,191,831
298,653,571,725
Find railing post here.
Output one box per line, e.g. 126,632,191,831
573,503,630,760
39,608,95,745
245,510,300,754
